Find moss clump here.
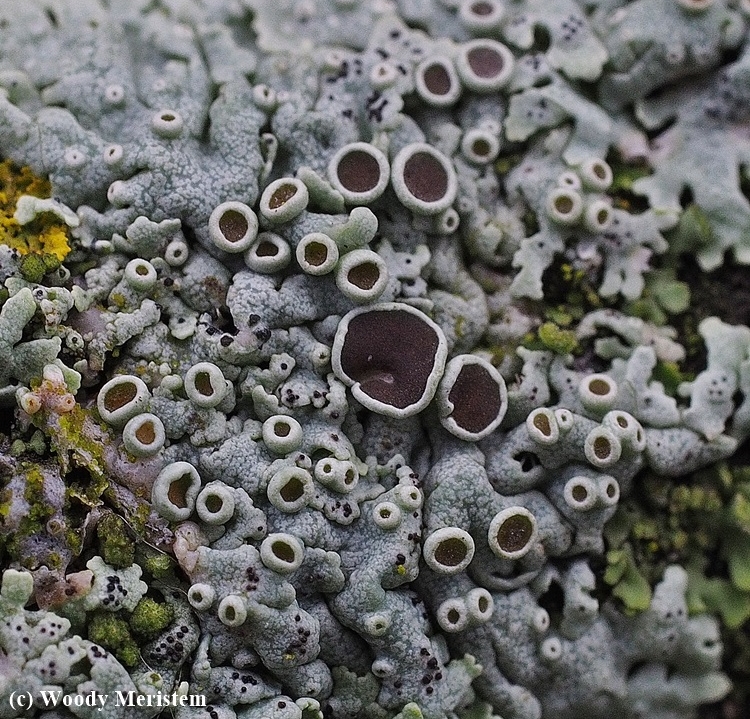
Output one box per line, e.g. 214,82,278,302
64,526,83,557
11,431,48,457
88,612,140,668
537,322,578,355
97,514,135,569
608,155,652,196
603,544,652,613
9,440,26,457
129,597,174,641
139,545,175,580
667,203,714,257
604,469,728,597
19,252,61,284
603,463,750,703
46,551,63,570
652,360,691,397
624,269,690,326
536,260,612,350
0,159,71,260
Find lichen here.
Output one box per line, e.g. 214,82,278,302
1,1,750,717
0,159,71,261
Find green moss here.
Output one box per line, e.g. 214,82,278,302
392,702,424,719
28,431,47,456
668,203,714,256
537,322,578,355
0,494,10,522
538,260,610,340
727,532,750,592
731,492,750,534
604,468,731,586
493,151,524,177
109,292,127,309
650,276,689,315
97,514,135,569
27,501,52,524
19,252,59,284
17,464,52,531
64,526,83,556
652,361,689,397
88,612,140,668
603,545,652,613
140,547,175,579
544,307,574,327
129,597,174,640
19,555,37,570
1,463,62,564
23,464,45,498
521,320,580,355
608,158,651,193
688,570,750,629
102,486,152,535
131,503,152,533
625,269,690,325
603,462,750,703
43,407,112,505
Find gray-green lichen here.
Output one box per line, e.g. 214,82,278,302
1,1,750,718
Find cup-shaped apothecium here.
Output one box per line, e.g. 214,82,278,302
436,355,508,441
332,303,448,418
391,143,458,216
328,142,390,205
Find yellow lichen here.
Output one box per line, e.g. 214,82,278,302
0,159,71,260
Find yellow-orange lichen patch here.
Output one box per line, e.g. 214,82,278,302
0,159,71,260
